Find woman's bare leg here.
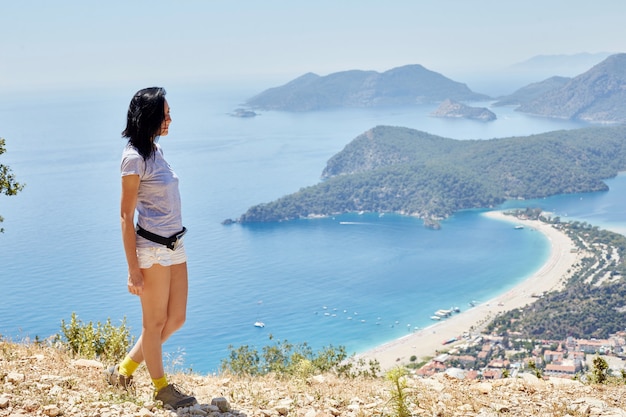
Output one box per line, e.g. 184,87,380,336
126,262,188,368
137,263,170,379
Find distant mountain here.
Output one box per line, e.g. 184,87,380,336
460,52,613,98
507,52,613,78
492,76,570,107
245,65,491,111
516,53,626,123
228,125,626,224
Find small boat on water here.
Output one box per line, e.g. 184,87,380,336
430,316,441,321
254,300,265,328
514,225,524,229
435,309,452,317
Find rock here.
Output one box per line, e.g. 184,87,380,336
346,403,360,412
491,402,510,413
275,405,289,415
309,375,326,384
189,406,208,416
273,398,294,416
419,377,445,392
39,375,72,387
349,397,364,405
569,397,610,415
23,399,39,412
458,403,473,412
519,372,545,388
472,382,493,394
72,358,103,368
143,401,157,411
328,407,341,416
7,371,25,383
48,385,63,397
43,404,61,417
211,397,231,412
0,395,9,408
548,377,582,388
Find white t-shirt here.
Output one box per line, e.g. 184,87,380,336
120,143,183,248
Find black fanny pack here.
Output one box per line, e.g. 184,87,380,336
136,225,187,250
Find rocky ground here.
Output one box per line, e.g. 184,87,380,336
2,341,626,417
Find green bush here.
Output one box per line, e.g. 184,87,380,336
527,360,543,379
221,336,379,378
590,356,609,384
56,312,133,364
222,344,261,375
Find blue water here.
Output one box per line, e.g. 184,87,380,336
0,83,623,374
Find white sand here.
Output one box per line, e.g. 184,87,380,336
357,211,582,370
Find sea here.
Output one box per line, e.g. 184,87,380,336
1,81,625,375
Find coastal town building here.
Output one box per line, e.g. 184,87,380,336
544,361,580,377
412,333,626,381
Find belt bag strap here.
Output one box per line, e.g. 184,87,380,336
136,225,187,250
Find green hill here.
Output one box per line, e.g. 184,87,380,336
517,53,626,122
229,125,626,224
493,76,570,107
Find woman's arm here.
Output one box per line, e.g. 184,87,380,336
120,174,143,296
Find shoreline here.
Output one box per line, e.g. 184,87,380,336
357,210,582,370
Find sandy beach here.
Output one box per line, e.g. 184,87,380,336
358,210,582,370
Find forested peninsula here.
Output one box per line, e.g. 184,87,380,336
227,125,626,225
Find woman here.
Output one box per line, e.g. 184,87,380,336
108,87,197,409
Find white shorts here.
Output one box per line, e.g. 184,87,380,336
136,239,187,269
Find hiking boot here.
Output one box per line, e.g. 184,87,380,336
106,365,133,389
155,383,197,409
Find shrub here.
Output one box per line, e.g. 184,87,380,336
56,312,133,364
221,336,379,378
527,360,543,379
590,356,609,384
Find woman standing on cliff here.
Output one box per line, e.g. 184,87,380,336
107,87,197,409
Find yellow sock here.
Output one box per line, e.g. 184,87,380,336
152,375,168,392
118,356,140,377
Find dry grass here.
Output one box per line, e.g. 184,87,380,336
2,341,626,417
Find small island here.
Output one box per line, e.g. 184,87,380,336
230,108,258,118
430,99,496,122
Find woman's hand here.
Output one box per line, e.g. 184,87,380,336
127,268,144,296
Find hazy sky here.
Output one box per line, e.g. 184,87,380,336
1,0,624,92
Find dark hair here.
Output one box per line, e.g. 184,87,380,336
122,87,167,160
